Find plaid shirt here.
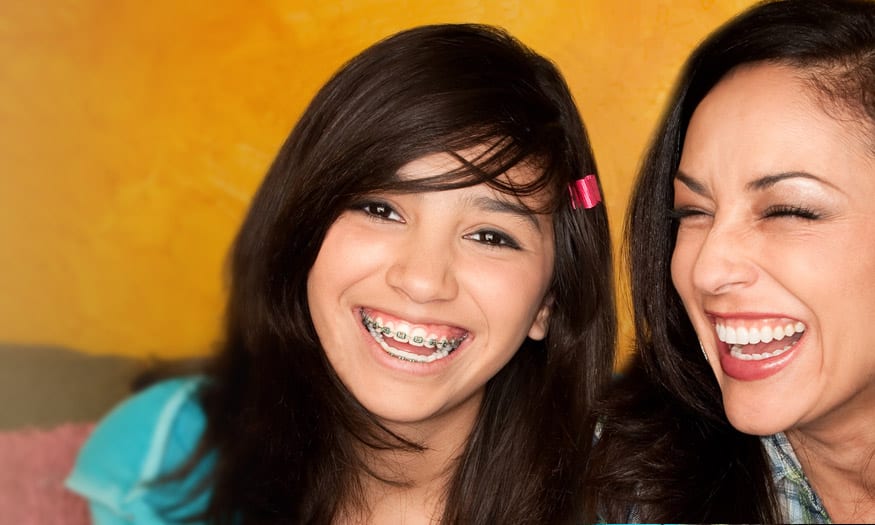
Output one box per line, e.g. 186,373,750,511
762,432,832,524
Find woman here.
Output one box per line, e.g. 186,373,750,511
586,0,875,523
67,24,616,524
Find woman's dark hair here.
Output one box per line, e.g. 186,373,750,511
584,0,875,523
173,24,615,524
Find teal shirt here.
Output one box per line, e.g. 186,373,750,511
66,377,214,524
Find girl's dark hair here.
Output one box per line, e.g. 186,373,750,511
584,0,875,523
178,24,614,524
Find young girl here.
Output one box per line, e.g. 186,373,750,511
67,24,616,524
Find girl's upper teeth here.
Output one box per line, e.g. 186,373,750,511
715,319,805,345
362,312,466,351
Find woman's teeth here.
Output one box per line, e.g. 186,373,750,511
716,320,805,345
361,312,467,363
715,319,806,361
729,342,795,361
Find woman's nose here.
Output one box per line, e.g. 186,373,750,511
689,225,758,296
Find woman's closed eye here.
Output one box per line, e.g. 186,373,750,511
357,200,405,223
463,229,521,250
761,204,821,221
668,206,712,223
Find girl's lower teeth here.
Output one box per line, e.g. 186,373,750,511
730,342,794,361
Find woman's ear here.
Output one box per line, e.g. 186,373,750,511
527,295,553,341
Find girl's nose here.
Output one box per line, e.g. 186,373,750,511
385,238,459,303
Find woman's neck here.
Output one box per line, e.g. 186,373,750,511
787,396,875,523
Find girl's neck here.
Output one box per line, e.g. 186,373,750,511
787,395,875,523
344,466,448,525
340,394,481,524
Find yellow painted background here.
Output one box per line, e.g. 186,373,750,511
0,0,756,360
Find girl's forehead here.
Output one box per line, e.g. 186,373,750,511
396,152,462,179
396,151,552,209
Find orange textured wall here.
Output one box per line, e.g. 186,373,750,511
0,0,756,359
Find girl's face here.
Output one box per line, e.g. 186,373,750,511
671,63,875,437
307,151,554,437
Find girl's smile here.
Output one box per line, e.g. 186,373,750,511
360,307,469,363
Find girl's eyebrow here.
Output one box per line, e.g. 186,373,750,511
466,195,541,230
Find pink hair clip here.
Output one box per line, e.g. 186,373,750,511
568,174,602,210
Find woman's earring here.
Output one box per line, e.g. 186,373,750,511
699,341,709,362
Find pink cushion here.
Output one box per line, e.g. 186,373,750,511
0,423,94,525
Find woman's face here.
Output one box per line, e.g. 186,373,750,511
671,63,875,436
306,151,554,438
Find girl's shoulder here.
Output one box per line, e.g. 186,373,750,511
66,376,214,524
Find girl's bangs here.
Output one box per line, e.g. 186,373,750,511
365,134,561,214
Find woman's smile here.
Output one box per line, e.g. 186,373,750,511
707,314,807,380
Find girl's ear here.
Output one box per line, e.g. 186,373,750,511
527,295,553,341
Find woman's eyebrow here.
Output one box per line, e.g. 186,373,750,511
744,171,838,192
674,170,709,196
676,169,842,194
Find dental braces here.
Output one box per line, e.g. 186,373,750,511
362,316,464,351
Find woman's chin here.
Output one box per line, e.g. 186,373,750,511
722,395,796,437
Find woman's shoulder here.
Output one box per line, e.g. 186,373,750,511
66,376,214,523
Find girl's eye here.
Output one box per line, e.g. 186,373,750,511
464,230,521,249
358,201,404,222
762,205,820,220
